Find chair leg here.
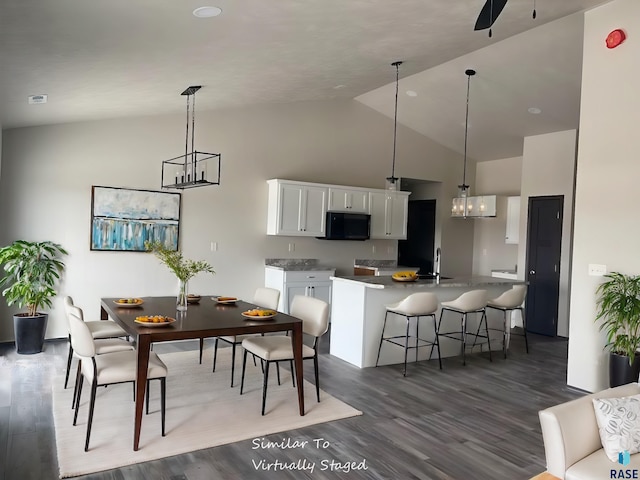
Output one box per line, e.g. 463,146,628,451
261,361,270,416
432,314,442,370
72,361,82,409
290,360,295,387
212,338,219,372
521,307,530,353
375,311,389,367
230,343,237,387
503,310,508,359
276,362,281,386
160,378,166,436
461,313,467,366
64,336,74,389
73,374,84,426
403,314,410,377
415,316,420,364
314,354,320,402
482,310,492,362
85,380,98,451
199,338,204,364
240,349,248,395
146,379,150,415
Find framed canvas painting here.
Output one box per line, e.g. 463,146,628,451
90,186,181,251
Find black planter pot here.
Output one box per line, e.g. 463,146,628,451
13,313,48,354
609,352,640,387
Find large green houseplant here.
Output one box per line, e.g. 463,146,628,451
595,272,640,387
0,240,67,354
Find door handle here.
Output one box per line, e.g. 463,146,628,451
529,270,536,275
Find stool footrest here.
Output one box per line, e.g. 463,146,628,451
382,336,436,350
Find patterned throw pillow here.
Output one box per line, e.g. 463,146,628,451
593,394,640,462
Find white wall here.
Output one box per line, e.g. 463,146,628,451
567,0,640,392
518,130,577,339
0,99,469,342
472,156,522,276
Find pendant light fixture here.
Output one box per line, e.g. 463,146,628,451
161,86,221,190
451,69,476,218
385,61,403,191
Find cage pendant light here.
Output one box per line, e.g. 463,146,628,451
161,86,221,190
385,61,403,191
452,69,476,218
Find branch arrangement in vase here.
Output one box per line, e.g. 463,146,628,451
145,241,215,282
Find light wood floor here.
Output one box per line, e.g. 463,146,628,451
0,330,580,480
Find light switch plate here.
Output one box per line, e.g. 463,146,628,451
588,264,607,276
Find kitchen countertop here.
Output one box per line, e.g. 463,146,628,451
331,275,525,289
265,258,335,272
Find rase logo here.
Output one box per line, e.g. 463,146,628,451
611,450,638,479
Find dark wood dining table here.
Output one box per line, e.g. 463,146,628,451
100,296,305,451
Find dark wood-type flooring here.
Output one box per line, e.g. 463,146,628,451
0,330,580,480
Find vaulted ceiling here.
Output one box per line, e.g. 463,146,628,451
0,0,612,160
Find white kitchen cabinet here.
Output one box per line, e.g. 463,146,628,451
327,187,369,213
369,191,410,239
265,267,335,314
266,180,327,237
505,196,521,244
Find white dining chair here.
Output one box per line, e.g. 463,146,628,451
211,287,281,387
63,296,128,389
239,295,329,415
68,308,168,451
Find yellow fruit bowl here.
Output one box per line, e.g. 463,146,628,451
391,271,418,282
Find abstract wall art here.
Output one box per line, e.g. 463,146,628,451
90,186,181,251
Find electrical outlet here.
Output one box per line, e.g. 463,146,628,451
288,243,295,252
372,245,376,253
588,264,607,276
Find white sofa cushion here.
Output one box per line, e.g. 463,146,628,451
593,393,640,462
566,448,640,480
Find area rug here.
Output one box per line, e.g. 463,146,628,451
52,349,362,478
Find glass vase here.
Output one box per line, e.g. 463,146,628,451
177,279,188,311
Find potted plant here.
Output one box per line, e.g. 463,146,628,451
595,272,640,387
145,241,215,311
0,240,67,354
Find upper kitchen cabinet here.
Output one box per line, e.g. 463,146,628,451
267,180,327,237
505,196,521,244
369,191,410,239
327,187,369,213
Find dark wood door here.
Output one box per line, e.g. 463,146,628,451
398,200,436,274
525,196,563,336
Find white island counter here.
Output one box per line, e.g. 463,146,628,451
329,275,525,369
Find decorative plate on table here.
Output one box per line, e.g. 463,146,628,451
241,309,277,320
391,271,418,282
134,315,176,327
187,294,201,304
114,298,144,307
214,296,238,304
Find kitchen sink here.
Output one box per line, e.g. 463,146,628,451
417,274,451,280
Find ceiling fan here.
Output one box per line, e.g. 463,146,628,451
474,0,537,37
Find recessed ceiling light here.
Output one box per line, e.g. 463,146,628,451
28,94,48,104
528,107,542,114
333,84,346,89
406,90,418,97
193,6,222,18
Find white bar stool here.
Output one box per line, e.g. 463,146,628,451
437,289,491,366
375,292,441,376
486,285,528,358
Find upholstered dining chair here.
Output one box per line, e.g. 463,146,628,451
63,296,128,389
68,308,168,452
239,295,329,415
66,304,134,409
210,287,281,387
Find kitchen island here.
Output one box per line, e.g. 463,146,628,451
329,275,525,369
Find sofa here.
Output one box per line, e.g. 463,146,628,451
539,382,640,480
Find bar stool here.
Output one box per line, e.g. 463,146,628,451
486,285,528,358
375,292,441,376
437,289,491,366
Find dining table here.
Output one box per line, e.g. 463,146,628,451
100,296,305,451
